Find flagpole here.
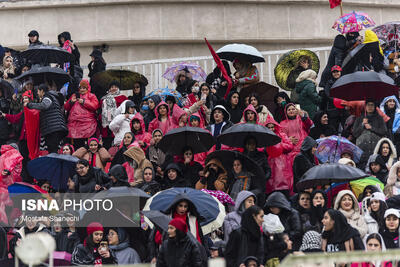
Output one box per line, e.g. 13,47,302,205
340,2,343,16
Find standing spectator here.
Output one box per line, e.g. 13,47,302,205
143,95,162,131
292,136,318,191
109,100,136,147
225,205,264,267
310,190,328,232
57,31,80,65
26,84,68,153
128,82,146,111
0,56,16,81
384,161,400,198
156,218,203,267
196,158,228,192
161,163,189,189
108,164,130,187
71,222,116,265
130,112,152,151
273,92,291,123
206,61,232,99
135,166,161,196
175,69,194,95
64,79,99,149
309,111,336,140
295,69,321,119
28,30,43,46
146,129,166,180
372,138,397,171
88,49,106,99
177,147,203,188
100,81,128,149
148,101,176,135
111,132,134,167
246,93,273,125
206,105,233,150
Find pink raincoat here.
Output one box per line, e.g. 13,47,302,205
0,145,23,186
265,116,295,194
148,101,177,135
241,104,260,124
64,80,99,139
130,113,152,151
279,103,313,165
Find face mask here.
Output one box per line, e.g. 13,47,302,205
192,86,199,93
141,105,149,111
281,101,287,107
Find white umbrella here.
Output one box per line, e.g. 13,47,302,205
216,43,265,63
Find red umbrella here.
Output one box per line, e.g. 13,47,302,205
330,71,398,101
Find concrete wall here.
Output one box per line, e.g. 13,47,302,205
1,0,399,66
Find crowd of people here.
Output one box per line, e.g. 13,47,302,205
0,26,400,267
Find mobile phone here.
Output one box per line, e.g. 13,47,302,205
295,104,301,110
201,93,207,101
99,241,108,252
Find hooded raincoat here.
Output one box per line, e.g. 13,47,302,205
148,101,176,135
130,112,152,150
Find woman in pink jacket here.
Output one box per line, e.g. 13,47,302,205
130,112,152,151
64,80,99,148
148,101,176,135
279,103,313,166
265,116,295,196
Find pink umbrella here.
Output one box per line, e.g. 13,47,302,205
332,11,375,34
201,189,235,206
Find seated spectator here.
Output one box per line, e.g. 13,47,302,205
73,138,111,171
70,159,111,193
108,228,141,264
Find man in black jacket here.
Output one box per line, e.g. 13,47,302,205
26,84,68,153
206,105,233,150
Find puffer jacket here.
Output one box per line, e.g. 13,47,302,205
223,191,256,242
265,116,294,194
295,69,321,119
293,136,318,192
130,112,152,150
156,233,203,267
27,91,68,136
334,190,368,238
73,146,111,170
109,100,135,146
64,81,99,139
264,192,302,249
384,161,400,198
148,101,176,135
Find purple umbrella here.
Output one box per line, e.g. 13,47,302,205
163,62,207,83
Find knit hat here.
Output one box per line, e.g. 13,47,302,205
22,90,33,101
370,192,386,203
338,158,356,167
299,230,322,251
87,222,104,236
88,137,100,145
79,79,90,90
169,218,188,233
384,208,400,219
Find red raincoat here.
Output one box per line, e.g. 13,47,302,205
148,101,177,135
279,104,313,165
130,112,152,151
0,145,23,186
64,80,99,139
265,116,295,194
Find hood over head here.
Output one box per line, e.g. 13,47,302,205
380,95,400,114
154,101,170,120
334,189,359,213
296,69,317,83
333,34,347,50
130,112,146,135
210,105,231,124
242,104,259,123
265,192,291,211
234,190,257,213
387,161,400,186
300,136,317,153
108,164,128,182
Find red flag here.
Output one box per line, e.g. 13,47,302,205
329,0,341,8
204,38,232,99
24,107,40,160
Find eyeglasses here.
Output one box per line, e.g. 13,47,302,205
76,166,86,171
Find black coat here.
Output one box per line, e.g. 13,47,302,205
309,111,336,139
108,164,130,187
27,91,68,136
111,146,128,167
264,192,302,250
136,180,161,196
0,226,6,260
54,229,80,254
156,234,203,267
273,92,291,123
293,136,318,191
178,161,203,188
88,58,106,79
319,35,347,88
72,167,111,193
225,105,243,124
161,163,190,190
71,243,117,265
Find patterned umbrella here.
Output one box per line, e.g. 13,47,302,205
373,21,400,48
350,177,384,199
143,86,183,106
316,135,363,163
332,11,375,34
201,189,235,206
274,49,320,91
162,62,207,83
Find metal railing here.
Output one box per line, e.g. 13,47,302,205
102,46,332,92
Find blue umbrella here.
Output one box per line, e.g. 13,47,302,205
316,135,363,163
143,86,183,107
27,153,79,191
143,187,226,234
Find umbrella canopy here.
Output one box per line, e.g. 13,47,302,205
80,206,140,228
158,126,215,155
91,69,148,93
332,11,375,34
296,163,368,191
216,43,265,63
142,210,171,232
239,82,279,114
373,21,400,46
8,182,48,195
143,187,226,234
0,79,15,99
27,153,79,191
15,66,72,88
162,62,207,83
89,186,149,210
274,49,320,91
350,176,384,199
341,42,381,75
143,86,183,107
330,71,398,101
20,45,75,65
217,123,281,148
316,135,363,163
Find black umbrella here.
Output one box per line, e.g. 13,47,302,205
89,186,150,209
142,210,171,232
217,123,281,148
158,126,215,155
330,71,398,101
240,82,279,114
296,163,368,191
15,66,72,88
20,45,75,65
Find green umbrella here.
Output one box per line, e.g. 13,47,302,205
274,49,320,91
92,69,148,90
350,176,384,199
